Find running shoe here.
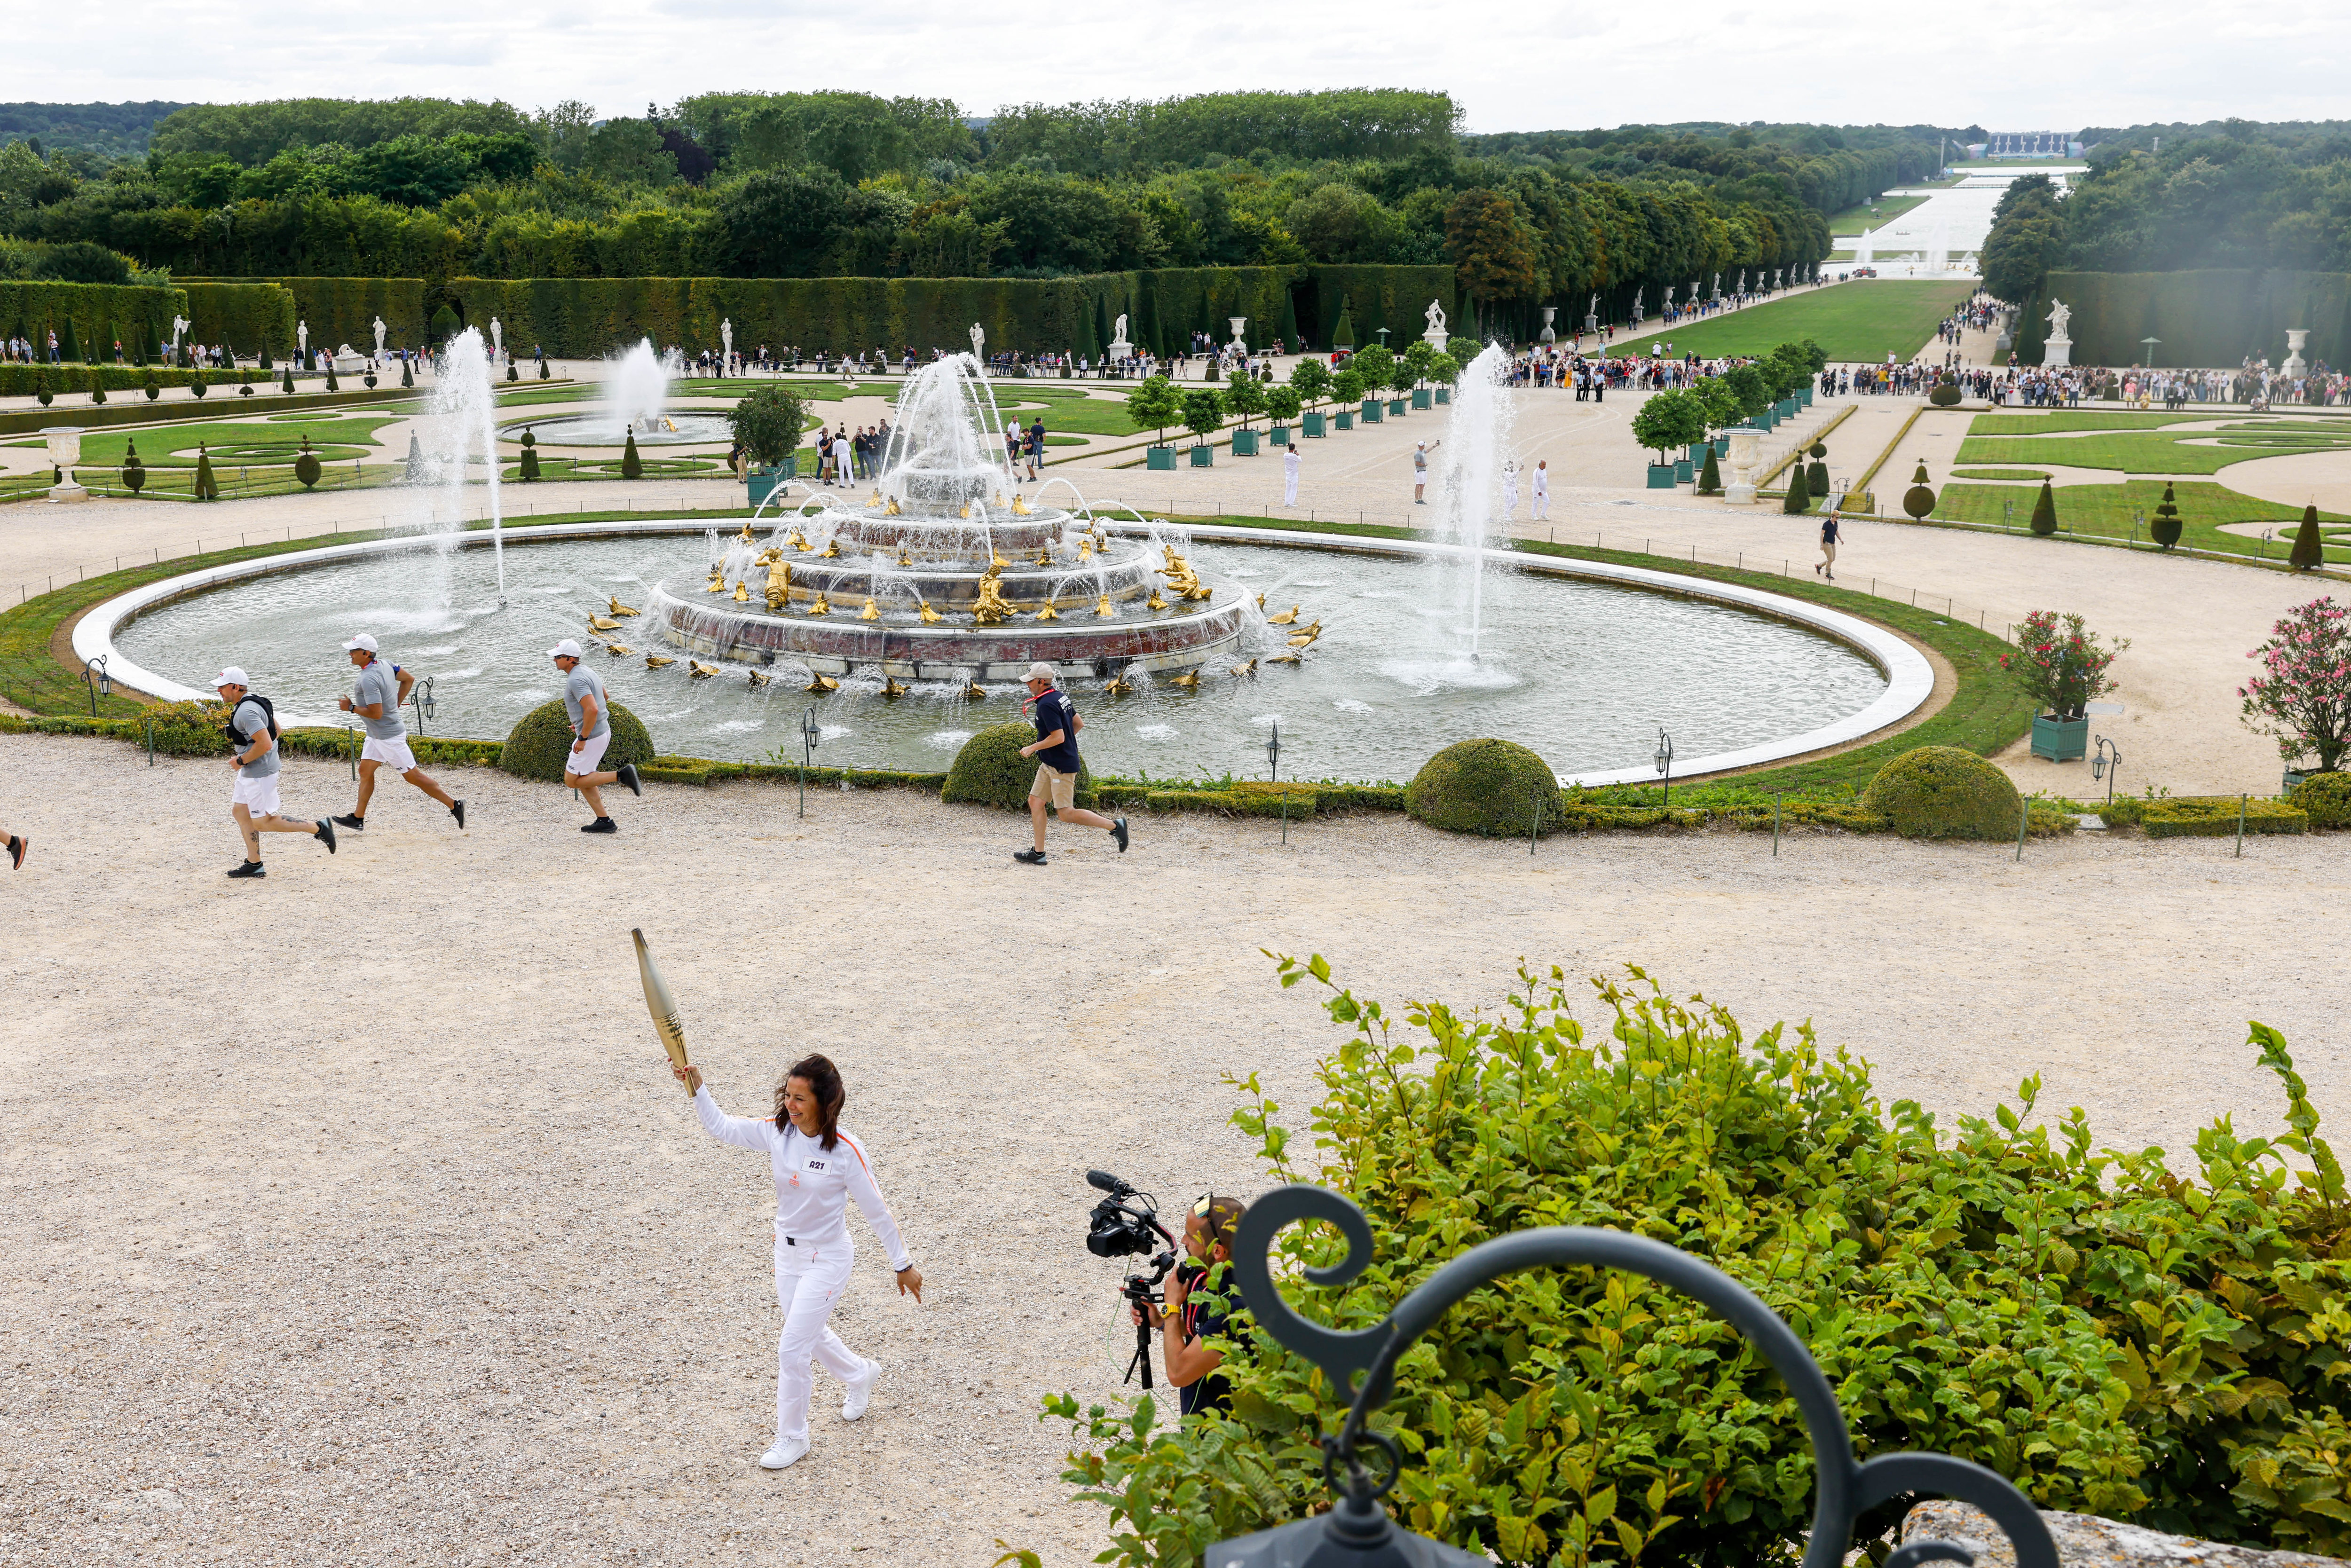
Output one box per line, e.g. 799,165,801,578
315,819,337,854
227,861,266,879
758,1435,810,1470
1112,818,1129,854
7,834,23,870
582,817,619,834
842,1359,880,1421
619,762,644,797
331,813,365,829
1013,848,1047,865
450,800,466,830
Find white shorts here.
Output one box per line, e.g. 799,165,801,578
566,731,611,779
360,734,419,773
230,772,282,815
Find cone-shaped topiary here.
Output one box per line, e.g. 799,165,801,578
1904,462,1936,520
58,316,79,362
193,443,219,501
1696,443,1721,495
400,357,414,389
620,432,643,479
1405,738,1565,836
2291,503,2324,570
2029,479,2058,536
1859,745,2023,840
942,723,1092,810
88,376,106,404
1781,460,1811,514
1806,447,1830,500
293,436,322,490
324,362,339,392
539,358,552,380
519,429,541,482
430,304,459,346
121,437,144,494
506,360,519,382
1331,296,1356,351
499,699,655,783
281,365,295,394
2149,481,2183,550
403,433,427,485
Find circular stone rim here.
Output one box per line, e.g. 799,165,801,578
72,520,1933,784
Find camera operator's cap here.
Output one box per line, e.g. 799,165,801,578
341,632,378,653
210,666,250,690
1021,662,1057,684
548,638,585,660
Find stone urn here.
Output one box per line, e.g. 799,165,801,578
42,426,88,504
1723,429,1761,505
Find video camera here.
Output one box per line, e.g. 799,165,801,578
1084,1170,1178,1389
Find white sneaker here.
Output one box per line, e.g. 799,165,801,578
842,1359,881,1421
758,1434,810,1470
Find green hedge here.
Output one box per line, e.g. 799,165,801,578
0,280,185,366
2017,269,2351,369
180,276,428,354
181,281,298,358
2141,795,2308,838
0,364,238,398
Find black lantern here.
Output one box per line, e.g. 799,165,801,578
411,675,436,737
83,654,109,715
797,704,822,818
1653,726,1674,808
1264,718,1282,783
2091,735,2122,805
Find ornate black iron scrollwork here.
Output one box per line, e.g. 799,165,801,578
1212,1183,2057,1568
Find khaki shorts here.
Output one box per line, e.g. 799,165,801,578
1029,764,1076,811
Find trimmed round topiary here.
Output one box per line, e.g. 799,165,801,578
1859,745,2022,840
499,698,655,783
1405,738,1564,837
2289,771,2351,829
2149,481,2183,550
942,723,1092,810
1929,383,1962,407
1904,461,1936,520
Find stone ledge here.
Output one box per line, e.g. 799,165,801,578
1902,1500,2350,1568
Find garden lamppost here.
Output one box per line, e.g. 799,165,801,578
2092,735,2122,806
410,675,436,738
1213,1185,2059,1568
82,654,109,716
1265,719,1290,845
797,704,822,818
1653,726,1674,808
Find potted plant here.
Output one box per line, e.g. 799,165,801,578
1127,375,1182,471
1428,350,1459,405
1330,368,1364,430
2242,596,2351,790
1630,390,1704,489
1404,341,1436,410
1265,384,1301,447
726,383,809,504
1224,368,1267,456
1351,344,1394,422
1289,358,1331,437
1182,388,1223,465
1386,355,1415,416
2003,609,2127,761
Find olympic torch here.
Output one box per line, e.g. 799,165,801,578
632,927,694,1095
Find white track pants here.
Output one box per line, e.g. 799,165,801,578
774,1241,863,1441
1283,471,1299,507
1532,490,1548,520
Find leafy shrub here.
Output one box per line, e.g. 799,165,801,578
726,383,809,466
941,722,1091,810
143,699,232,756
2140,796,2307,838
1858,744,2020,839
1043,958,2351,1567
1405,738,1563,836
497,698,654,783
2288,770,2351,828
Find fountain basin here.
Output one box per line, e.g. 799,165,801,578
514,412,734,446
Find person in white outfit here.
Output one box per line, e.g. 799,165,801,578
1282,441,1301,507
674,1051,923,1471
1502,459,1519,520
1531,459,1549,520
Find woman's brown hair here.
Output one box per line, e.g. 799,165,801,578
775,1053,845,1150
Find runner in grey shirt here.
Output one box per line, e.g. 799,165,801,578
548,639,639,833
211,665,335,880
332,633,465,832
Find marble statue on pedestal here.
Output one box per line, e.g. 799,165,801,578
1631,287,1644,325
1585,293,1599,333
2042,299,2074,368
490,317,503,361
721,318,734,365
1108,313,1131,360
970,323,985,361
1422,297,1448,353
1710,273,1721,301
372,316,387,358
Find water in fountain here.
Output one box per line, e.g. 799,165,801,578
1425,342,1516,669
419,326,506,604
605,338,684,436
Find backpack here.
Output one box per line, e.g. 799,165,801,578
223,693,281,749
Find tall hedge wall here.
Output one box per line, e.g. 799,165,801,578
181,282,298,358
0,281,185,365
179,276,428,355
2017,269,2351,370
446,265,1464,359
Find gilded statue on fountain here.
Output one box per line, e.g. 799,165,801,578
970,562,1018,624
764,560,791,611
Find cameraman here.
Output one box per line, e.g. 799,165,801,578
1131,1194,1248,1417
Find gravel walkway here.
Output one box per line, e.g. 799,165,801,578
6,735,2351,1565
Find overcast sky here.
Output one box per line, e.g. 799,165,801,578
21,0,2347,136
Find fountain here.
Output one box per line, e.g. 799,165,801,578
650,354,1250,680
418,326,507,604
509,339,732,447
1426,344,1515,664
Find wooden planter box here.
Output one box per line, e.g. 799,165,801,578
1190,444,1214,467
1647,464,1679,489
1303,412,1327,437
2030,714,2089,761
1231,428,1260,456
1361,400,1383,423
1412,388,1433,409
1146,445,1177,471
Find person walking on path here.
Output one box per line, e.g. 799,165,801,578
548,639,641,833
1815,513,1841,581
332,634,465,832
1531,458,1550,520
671,1051,924,1472
1013,662,1127,866
1413,441,1441,505
212,667,335,879
1282,441,1301,508
1502,459,1520,520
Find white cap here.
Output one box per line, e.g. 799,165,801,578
1021,662,1057,683
548,638,585,660
211,666,250,690
342,632,378,653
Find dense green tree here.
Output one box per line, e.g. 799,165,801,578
701,166,849,276
1443,187,1538,310
149,98,533,165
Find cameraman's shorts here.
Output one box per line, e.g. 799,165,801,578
1029,764,1076,811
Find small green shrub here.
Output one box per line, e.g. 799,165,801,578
1404,738,1564,836
2150,481,2183,550
2289,771,2351,828
1780,460,1811,514
1858,744,2021,839
143,699,232,756
498,698,655,783
1929,381,1962,406
2142,796,2308,838
2030,479,2058,536
620,432,643,479
942,722,1093,810
1696,443,1720,494
1904,461,1936,519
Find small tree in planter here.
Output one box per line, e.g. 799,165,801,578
1349,343,1396,406
1181,388,1224,456
2148,481,2182,549
1125,374,1181,449
1722,362,1769,424
2241,596,2351,775
1265,384,1302,436
1329,367,1365,423
1387,355,1417,408
2029,478,2058,536
726,383,810,471
1427,350,1459,400
1224,366,1267,429
2001,609,2127,722
1287,356,1330,417
2291,503,2324,570
1629,389,1703,472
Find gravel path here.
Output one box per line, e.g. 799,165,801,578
6,735,2351,1565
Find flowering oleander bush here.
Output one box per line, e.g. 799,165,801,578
2000,608,2127,720
2241,597,2351,773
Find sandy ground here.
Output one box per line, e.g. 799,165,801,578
5,735,2351,1568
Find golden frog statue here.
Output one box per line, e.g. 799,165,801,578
732,582,750,602
807,592,832,616
859,596,881,621
917,599,943,623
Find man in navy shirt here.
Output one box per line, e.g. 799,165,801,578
1013,662,1128,865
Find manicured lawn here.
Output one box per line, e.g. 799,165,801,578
1825,194,1929,234
9,417,401,469
1617,281,1974,362
1958,427,2351,475
1969,411,2220,435
1949,468,2051,480
1934,480,2351,562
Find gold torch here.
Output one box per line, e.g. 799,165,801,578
633,927,694,1095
